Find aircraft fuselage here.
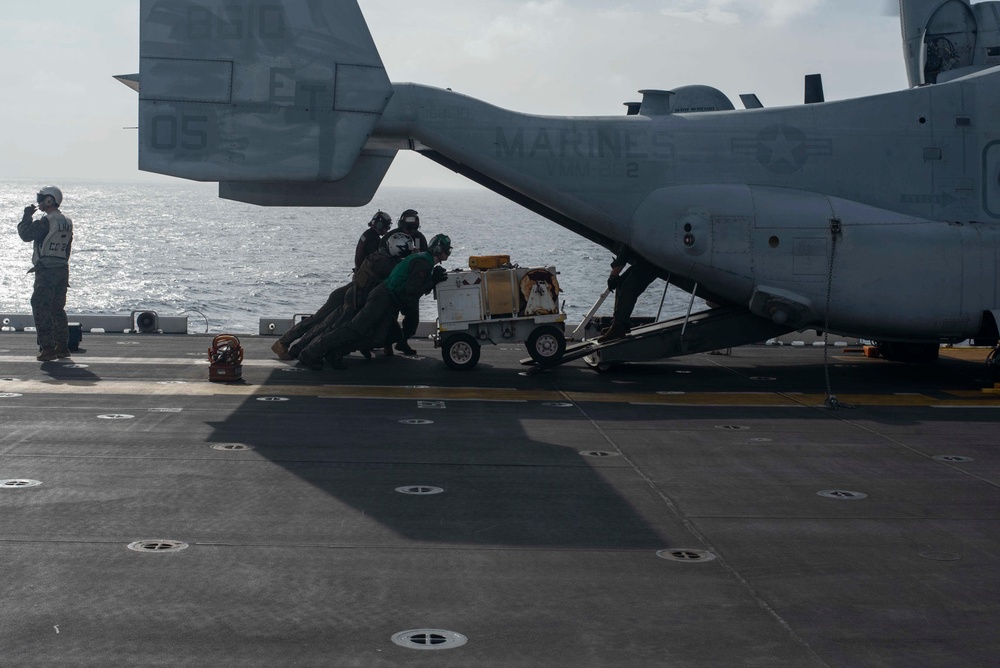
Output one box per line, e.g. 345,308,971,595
371,79,1000,340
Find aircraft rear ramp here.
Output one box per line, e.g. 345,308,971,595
524,306,794,370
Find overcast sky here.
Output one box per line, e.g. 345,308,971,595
1,0,905,189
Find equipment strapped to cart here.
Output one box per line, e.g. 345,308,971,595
433,260,566,370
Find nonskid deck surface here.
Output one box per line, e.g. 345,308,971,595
1,332,998,667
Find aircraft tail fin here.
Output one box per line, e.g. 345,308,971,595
137,0,394,202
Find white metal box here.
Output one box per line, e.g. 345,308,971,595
436,271,485,327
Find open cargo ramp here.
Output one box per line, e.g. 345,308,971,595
522,306,794,371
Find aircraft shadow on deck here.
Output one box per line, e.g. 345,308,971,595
200,365,679,551
198,352,997,549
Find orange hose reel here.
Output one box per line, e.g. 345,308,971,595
208,334,244,382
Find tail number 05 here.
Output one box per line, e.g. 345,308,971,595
150,115,209,151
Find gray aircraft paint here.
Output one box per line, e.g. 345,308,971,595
127,0,1000,346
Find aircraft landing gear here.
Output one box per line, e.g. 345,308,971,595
987,348,1000,383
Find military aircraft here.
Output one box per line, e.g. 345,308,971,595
118,0,999,369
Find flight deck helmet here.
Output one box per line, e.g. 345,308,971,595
369,210,392,235
36,186,63,208
428,233,452,258
384,231,415,259
399,209,419,232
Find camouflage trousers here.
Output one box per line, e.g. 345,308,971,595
278,282,350,347
299,283,402,361
613,263,659,323
30,266,70,350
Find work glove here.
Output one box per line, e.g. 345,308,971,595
432,266,448,285
607,274,620,291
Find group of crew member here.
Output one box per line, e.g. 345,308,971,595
271,204,655,368
269,205,656,368
271,209,451,370
271,209,394,361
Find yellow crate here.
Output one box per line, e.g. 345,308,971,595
469,255,510,270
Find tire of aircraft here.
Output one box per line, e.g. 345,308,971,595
526,325,566,365
442,334,481,370
987,348,1000,382
876,341,941,364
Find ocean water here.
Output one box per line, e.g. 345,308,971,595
1,178,703,334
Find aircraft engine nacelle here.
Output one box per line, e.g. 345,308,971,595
636,86,736,115
901,0,1000,87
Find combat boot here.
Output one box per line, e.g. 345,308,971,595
54,346,71,359
296,351,324,371
271,340,293,360
323,352,347,370
597,319,628,343
36,348,59,362
395,340,417,356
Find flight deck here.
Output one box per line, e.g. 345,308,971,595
1,332,998,666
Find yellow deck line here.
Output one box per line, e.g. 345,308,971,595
939,348,993,362
0,347,989,366
0,355,287,367
2,379,1000,407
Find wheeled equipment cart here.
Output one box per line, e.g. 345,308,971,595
433,259,566,370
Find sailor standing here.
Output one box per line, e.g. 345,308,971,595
18,186,73,361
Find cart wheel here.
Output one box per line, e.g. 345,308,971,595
442,334,481,370
526,325,566,365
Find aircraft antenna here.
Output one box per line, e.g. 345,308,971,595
804,74,825,104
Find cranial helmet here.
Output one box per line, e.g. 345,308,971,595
36,186,63,207
399,209,419,230
384,231,415,258
428,233,452,256
369,210,392,234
